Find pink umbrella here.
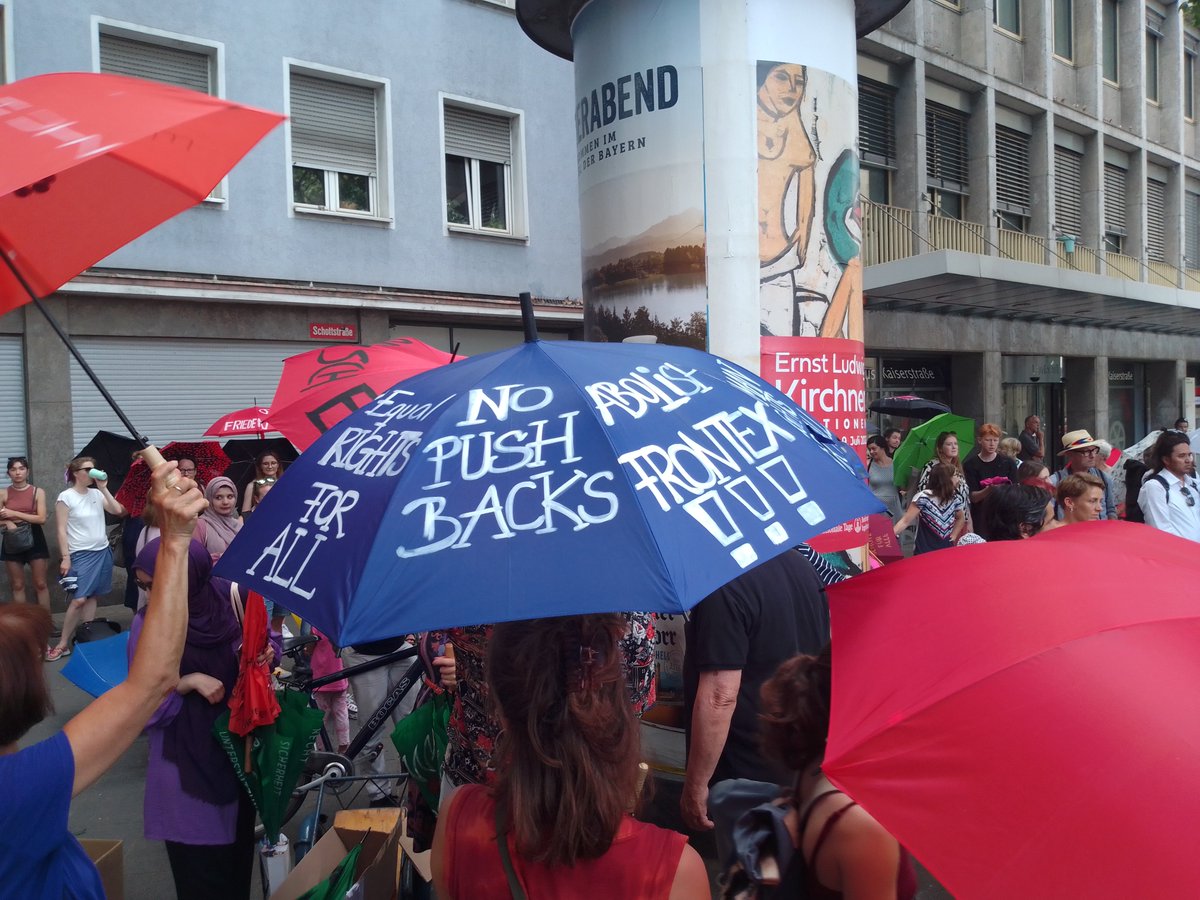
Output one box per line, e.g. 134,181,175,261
204,406,275,438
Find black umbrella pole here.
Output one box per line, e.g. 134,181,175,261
519,291,539,343
29,296,149,446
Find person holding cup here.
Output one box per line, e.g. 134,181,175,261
46,457,125,661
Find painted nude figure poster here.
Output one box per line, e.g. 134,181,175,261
756,62,868,550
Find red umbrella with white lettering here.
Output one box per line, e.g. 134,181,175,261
204,406,277,438
268,337,461,451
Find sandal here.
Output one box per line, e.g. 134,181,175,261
45,645,71,662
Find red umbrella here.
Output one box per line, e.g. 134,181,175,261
268,337,460,450
228,589,280,772
115,441,230,516
0,73,282,447
824,521,1200,899
204,406,276,438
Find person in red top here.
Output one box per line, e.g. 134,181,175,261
431,614,707,899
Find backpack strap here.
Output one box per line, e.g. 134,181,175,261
1151,473,1171,497
495,802,528,900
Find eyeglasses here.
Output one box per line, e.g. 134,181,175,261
177,467,197,476
1070,448,1099,456
1181,485,1196,508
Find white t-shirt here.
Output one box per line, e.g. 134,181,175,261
56,488,108,553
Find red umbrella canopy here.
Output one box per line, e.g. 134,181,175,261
268,337,459,451
115,441,230,516
228,589,279,737
204,406,276,438
0,73,283,311
824,521,1200,899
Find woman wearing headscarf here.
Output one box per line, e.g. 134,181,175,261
128,539,277,900
199,476,242,560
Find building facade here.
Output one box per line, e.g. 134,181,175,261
0,0,584,475
858,0,1200,448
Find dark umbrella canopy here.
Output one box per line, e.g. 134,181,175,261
115,440,230,516
868,395,951,421
75,430,143,493
221,437,298,502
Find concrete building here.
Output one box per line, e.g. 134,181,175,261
858,0,1200,448
0,0,584,479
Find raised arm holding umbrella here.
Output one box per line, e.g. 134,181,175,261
0,461,205,897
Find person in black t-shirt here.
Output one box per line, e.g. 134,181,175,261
963,423,1020,539
680,549,830,833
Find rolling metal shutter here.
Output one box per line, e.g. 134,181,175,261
443,105,512,165
1146,179,1166,261
98,33,211,94
0,336,27,485
925,102,968,192
290,73,378,175
1186,192,1200,267
68,337,311,449
858,78,896,168
1054,146,1083,236
1104,163,1127,237
995,126,1031,214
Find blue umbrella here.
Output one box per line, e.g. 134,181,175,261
61,631,130,698
215,296,883,644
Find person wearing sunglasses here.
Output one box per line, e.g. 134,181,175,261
1049,430,1117,520
1138,431,1200,542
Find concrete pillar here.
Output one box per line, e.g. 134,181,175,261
896,58,926,256
1064,354,1108,440
950,353,984,424
1147,357,1187,428
23,297,75,558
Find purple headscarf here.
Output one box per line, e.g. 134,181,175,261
134,538,242,804
199,476,242,556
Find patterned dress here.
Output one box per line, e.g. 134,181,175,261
912,488,966,554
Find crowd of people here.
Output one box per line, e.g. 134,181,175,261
869,415,1200,551
2,413,1196,899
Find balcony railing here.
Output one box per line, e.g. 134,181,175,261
861,202,914,265
928,215,986,254
1148,260,1177,287
859,198,1199,292
997,229,1046,264
1106,252,1140,281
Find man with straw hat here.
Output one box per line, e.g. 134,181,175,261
1050,430,1117,520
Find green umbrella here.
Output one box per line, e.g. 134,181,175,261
214,689,325,843
892,413,976,488
296,840,364,900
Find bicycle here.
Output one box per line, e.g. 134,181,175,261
272,634,427,840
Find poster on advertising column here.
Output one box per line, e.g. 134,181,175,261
573,0,707,349
755,63,867,551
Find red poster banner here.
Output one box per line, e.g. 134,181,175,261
762,335,868,552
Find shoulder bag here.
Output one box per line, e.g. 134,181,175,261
3,521,34,555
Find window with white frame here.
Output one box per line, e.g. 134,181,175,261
1102,0,1119,84
994,0,1021,36
97,26,221,198
443,101,523,237
1053,0,1073,61
1146,11,1163,104
289,70,385,219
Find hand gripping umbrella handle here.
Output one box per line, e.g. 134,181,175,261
139,445,182,492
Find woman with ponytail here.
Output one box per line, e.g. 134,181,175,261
431,614,707,899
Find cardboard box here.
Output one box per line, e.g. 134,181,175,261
270,808,403,900
81,839,124,900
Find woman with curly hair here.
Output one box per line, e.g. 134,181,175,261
431,614,706,899
756,647,916,899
